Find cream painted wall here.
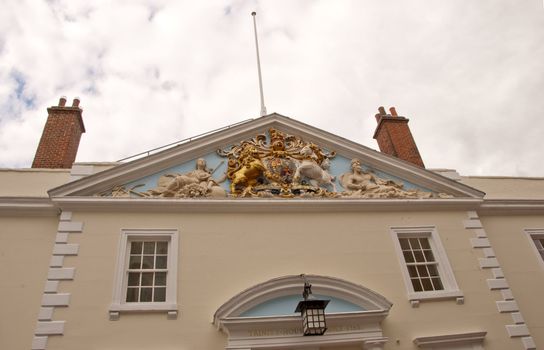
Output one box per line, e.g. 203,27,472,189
73,163,120,173
480,215,544,349
0,169,70,197
460,177,544,199
43,210,521,350
0,216,59,349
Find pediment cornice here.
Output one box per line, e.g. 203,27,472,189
48,114,484,199
50,196,483,213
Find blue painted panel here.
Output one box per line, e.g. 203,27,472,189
332,154,429,191
122,132,432,193
124,153,230,192
239,294,364,317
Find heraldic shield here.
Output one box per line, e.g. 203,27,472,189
96,122,455,200
217,128,337,198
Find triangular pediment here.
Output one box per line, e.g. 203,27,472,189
49,113,484,200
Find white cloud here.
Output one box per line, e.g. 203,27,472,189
1,0,543,176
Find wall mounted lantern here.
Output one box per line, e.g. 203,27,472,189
294,275,330,336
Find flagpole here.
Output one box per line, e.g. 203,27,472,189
251,12,267,117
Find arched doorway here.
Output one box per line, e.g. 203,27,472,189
213,275,392,349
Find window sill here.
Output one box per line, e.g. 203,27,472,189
109,303,178,320
408,290,464,307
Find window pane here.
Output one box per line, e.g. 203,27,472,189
142,256,154,269
413,250,424,262
128,272,140,286
157,242,168,254
154,287,166,302
431,277,444,290
428,264,439,277
129,256,141,269
420,238,430,249
155,272,167,286
141,272,153,286
396,232,456,296
407,265,418,278
403,250,414,263
411,278,423,292
423,250,435,262
534,238,544,261
143,242,155,254
417,265,429,277
140,288,153,302
421,278,433,291
156,256,167,269
130,241,142,254
124,237,172,304
126,288,138,302
409,238,421,249
399,238,410,250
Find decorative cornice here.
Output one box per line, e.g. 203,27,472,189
50,197,483,213
479,199,544,215
413,331,486,347
220,310,389,350
220,310,390,327
0,197,58,216
5,195,544,216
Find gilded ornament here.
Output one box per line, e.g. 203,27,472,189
101,130,453,200
217,128,336,197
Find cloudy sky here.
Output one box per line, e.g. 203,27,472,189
1,0,543,176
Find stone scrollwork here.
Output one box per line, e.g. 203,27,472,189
99,184,145,198
143,158,227,198
293,144,337,192
339,158,452,199
100,129,453,199
103,158,227,198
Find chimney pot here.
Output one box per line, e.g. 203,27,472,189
32,97,85,169
378,106,386,115
373,106,425,168
72,97,80,107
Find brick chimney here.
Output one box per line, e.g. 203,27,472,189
32,97,86,169
373,106,425,168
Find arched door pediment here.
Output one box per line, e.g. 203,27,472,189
213,275,392,350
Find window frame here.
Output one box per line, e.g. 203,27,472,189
390,226,463,302
110,229,178,314
525,229,544,270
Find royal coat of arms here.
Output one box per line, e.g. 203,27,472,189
217,128,337,197
100,128,452,199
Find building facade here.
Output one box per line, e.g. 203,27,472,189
1,99,543,350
